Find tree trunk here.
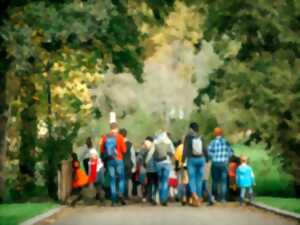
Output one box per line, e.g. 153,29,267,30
45,77,58,200
19,77,37,192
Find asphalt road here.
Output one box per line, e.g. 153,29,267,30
37,203,299,225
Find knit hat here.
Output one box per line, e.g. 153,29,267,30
214,127,223,137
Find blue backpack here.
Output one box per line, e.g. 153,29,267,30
104,134,117,159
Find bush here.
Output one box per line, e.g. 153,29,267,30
233,144,295,197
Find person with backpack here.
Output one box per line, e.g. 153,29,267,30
119,128,136,199
182,122,205,207
138,136,158,205
100,122,127,206
153,131,175,206
208,127,233,203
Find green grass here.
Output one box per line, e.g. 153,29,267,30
256,197,300,214
233,144,295,197
0,202,58,225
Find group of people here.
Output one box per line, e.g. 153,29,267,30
71,122,255,207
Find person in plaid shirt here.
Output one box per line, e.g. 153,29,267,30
208,127,233,202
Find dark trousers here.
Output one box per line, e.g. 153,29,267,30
83,158,89,175
146,172,158,201
211,162,228,201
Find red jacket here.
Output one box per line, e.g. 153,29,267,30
100,131,126,160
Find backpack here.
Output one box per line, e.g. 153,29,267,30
124,141,133,170
154,142,170,161
192,136,203,156
104,134,117,159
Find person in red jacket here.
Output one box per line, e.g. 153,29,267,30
100,122,127,206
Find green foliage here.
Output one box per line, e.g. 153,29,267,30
193,0,300,188
255,197,300,214
0,202,57,225
234,144,295,197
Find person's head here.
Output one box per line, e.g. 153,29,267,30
86,137,93,149
144,136,154,149
240,155,248,164
110,122,118,131
214,127,223,137
71,152,78,161
119,128,127,138
190,122,199,133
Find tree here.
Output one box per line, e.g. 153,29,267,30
1,0,146,199
193,0,300,193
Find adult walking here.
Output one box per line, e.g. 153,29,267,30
138,136,158,205
100,122,127,206
119,128,136,199
153,131,175,206
182,122,205,207
208,127,233,203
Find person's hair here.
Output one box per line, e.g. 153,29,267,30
230,155,240,163
145,136,154,142
240,155,248,163
86,137,93,149
71,152,78,161
110,122,118,130
175,139,182,147
190,122,199,132
119,128,127,137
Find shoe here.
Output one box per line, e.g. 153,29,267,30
206,202,214,206
161,202,168,207
191,194,201,207
119,197,127,206
150,199,157,206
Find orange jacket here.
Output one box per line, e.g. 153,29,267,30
100,131,126,160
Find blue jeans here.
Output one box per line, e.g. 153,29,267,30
156,162,170,204
211,162,228,201
107,159,125,202
187,157,205,198
240,187,254,204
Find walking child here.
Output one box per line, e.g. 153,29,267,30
236,155,255,205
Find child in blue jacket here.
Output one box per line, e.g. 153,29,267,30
236,155,255,205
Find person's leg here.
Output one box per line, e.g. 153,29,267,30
83,158,89,175
160,164,170,205
211,163,218,200
187,158,197,195
116,160,125,200
195,157,205,199
146,173,152,201
95,168,105,200
248,187,254,202
220,163,228,202
107,160,117,204
240,187,246,205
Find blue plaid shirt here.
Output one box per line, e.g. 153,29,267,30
208,137,233,163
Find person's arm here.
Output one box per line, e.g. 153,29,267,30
208,141,214,158
130,145,137,172
100,135,105,155
182,135,189,163
119,135,127,155
250,167,255,186
236,167,240,187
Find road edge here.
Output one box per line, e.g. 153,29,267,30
20,205,66,225
248,201,300,221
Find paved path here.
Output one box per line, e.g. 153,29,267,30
37,203,299,225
